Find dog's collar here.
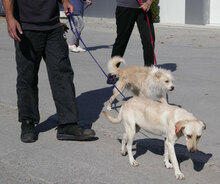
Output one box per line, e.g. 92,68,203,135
175,126,178,133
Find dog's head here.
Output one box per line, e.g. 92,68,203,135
175,120,206,153
152,67,175,92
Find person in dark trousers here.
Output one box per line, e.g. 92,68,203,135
107,0,155,84
2,0,95,143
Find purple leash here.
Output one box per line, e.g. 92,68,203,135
68,11,127,100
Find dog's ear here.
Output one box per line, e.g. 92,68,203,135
154,71,162,79
175,121,185,136
199,120,206,130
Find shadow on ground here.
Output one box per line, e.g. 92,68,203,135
36,114,58,133
157,63,177,72
86,44,113,51
36,86,114,132
76,86,114,128
119,138,212,172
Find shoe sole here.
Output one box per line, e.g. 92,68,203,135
57,133,95,141
20,137,38,143
70,50,80,53
106,79,118,85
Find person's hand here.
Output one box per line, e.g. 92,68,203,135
6,16,23,42
86,0,92,5
62,0,74,16
139,0,153,12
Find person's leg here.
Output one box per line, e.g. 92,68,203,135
69,16,78,46
69,16,80,52
44,27,95,140
15,31,46,142
44,27,79,124
111,7,137,58
108,7,138,84
75,15,84,46
136,10,155,66
69,15,86,52
75,15,86,52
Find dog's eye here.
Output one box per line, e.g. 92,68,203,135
187,135,192,139
165,80,169,83
196,135,201,140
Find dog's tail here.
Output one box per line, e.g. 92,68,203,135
102,108,122,124
108,56,125,75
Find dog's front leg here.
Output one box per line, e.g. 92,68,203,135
107,81,125,111
164,138,173,169
121,133,127,156
166,140,185,180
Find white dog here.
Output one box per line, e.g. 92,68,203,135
107,56,174,110
103,97,206,180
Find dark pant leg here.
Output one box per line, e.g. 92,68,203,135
111,7,138,59
136,10,155,66
43,27,79,125
15,31,46,123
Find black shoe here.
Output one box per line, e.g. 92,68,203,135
57,123,96,141
106,73,118,85
20,120,38,143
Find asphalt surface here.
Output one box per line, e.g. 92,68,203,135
0,16,220,184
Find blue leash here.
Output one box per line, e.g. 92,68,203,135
68,12,127,100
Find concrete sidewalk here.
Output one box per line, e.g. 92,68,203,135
0,16,220,183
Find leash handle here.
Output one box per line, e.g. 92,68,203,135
138,0,157,66
67,12,127,100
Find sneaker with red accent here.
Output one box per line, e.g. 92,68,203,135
77,46,86,52
69,44,80,53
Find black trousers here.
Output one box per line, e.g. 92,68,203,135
111,6,155,66
14,26,79,124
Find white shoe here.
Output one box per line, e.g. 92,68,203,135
77,46,86,52
69,44,80,53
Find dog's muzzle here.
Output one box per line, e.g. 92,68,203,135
169,86,175,91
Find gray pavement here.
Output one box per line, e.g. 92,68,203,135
0,16,220,183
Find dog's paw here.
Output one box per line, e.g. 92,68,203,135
120,150,127,156
175,172,185,180
164,161,173,169
130,160,139,167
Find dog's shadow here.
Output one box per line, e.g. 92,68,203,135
118,138,212,172
36,86,114,133
36,114,58,133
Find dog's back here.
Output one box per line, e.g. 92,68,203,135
105,97,176,136
108,56,151,79
122,97,173,136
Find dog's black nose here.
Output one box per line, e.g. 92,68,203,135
190,148,195,153
170,86,174,91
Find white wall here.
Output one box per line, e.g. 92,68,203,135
59,0,220,25
159,0,185,24
209,0,220,25
185,0,210,25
